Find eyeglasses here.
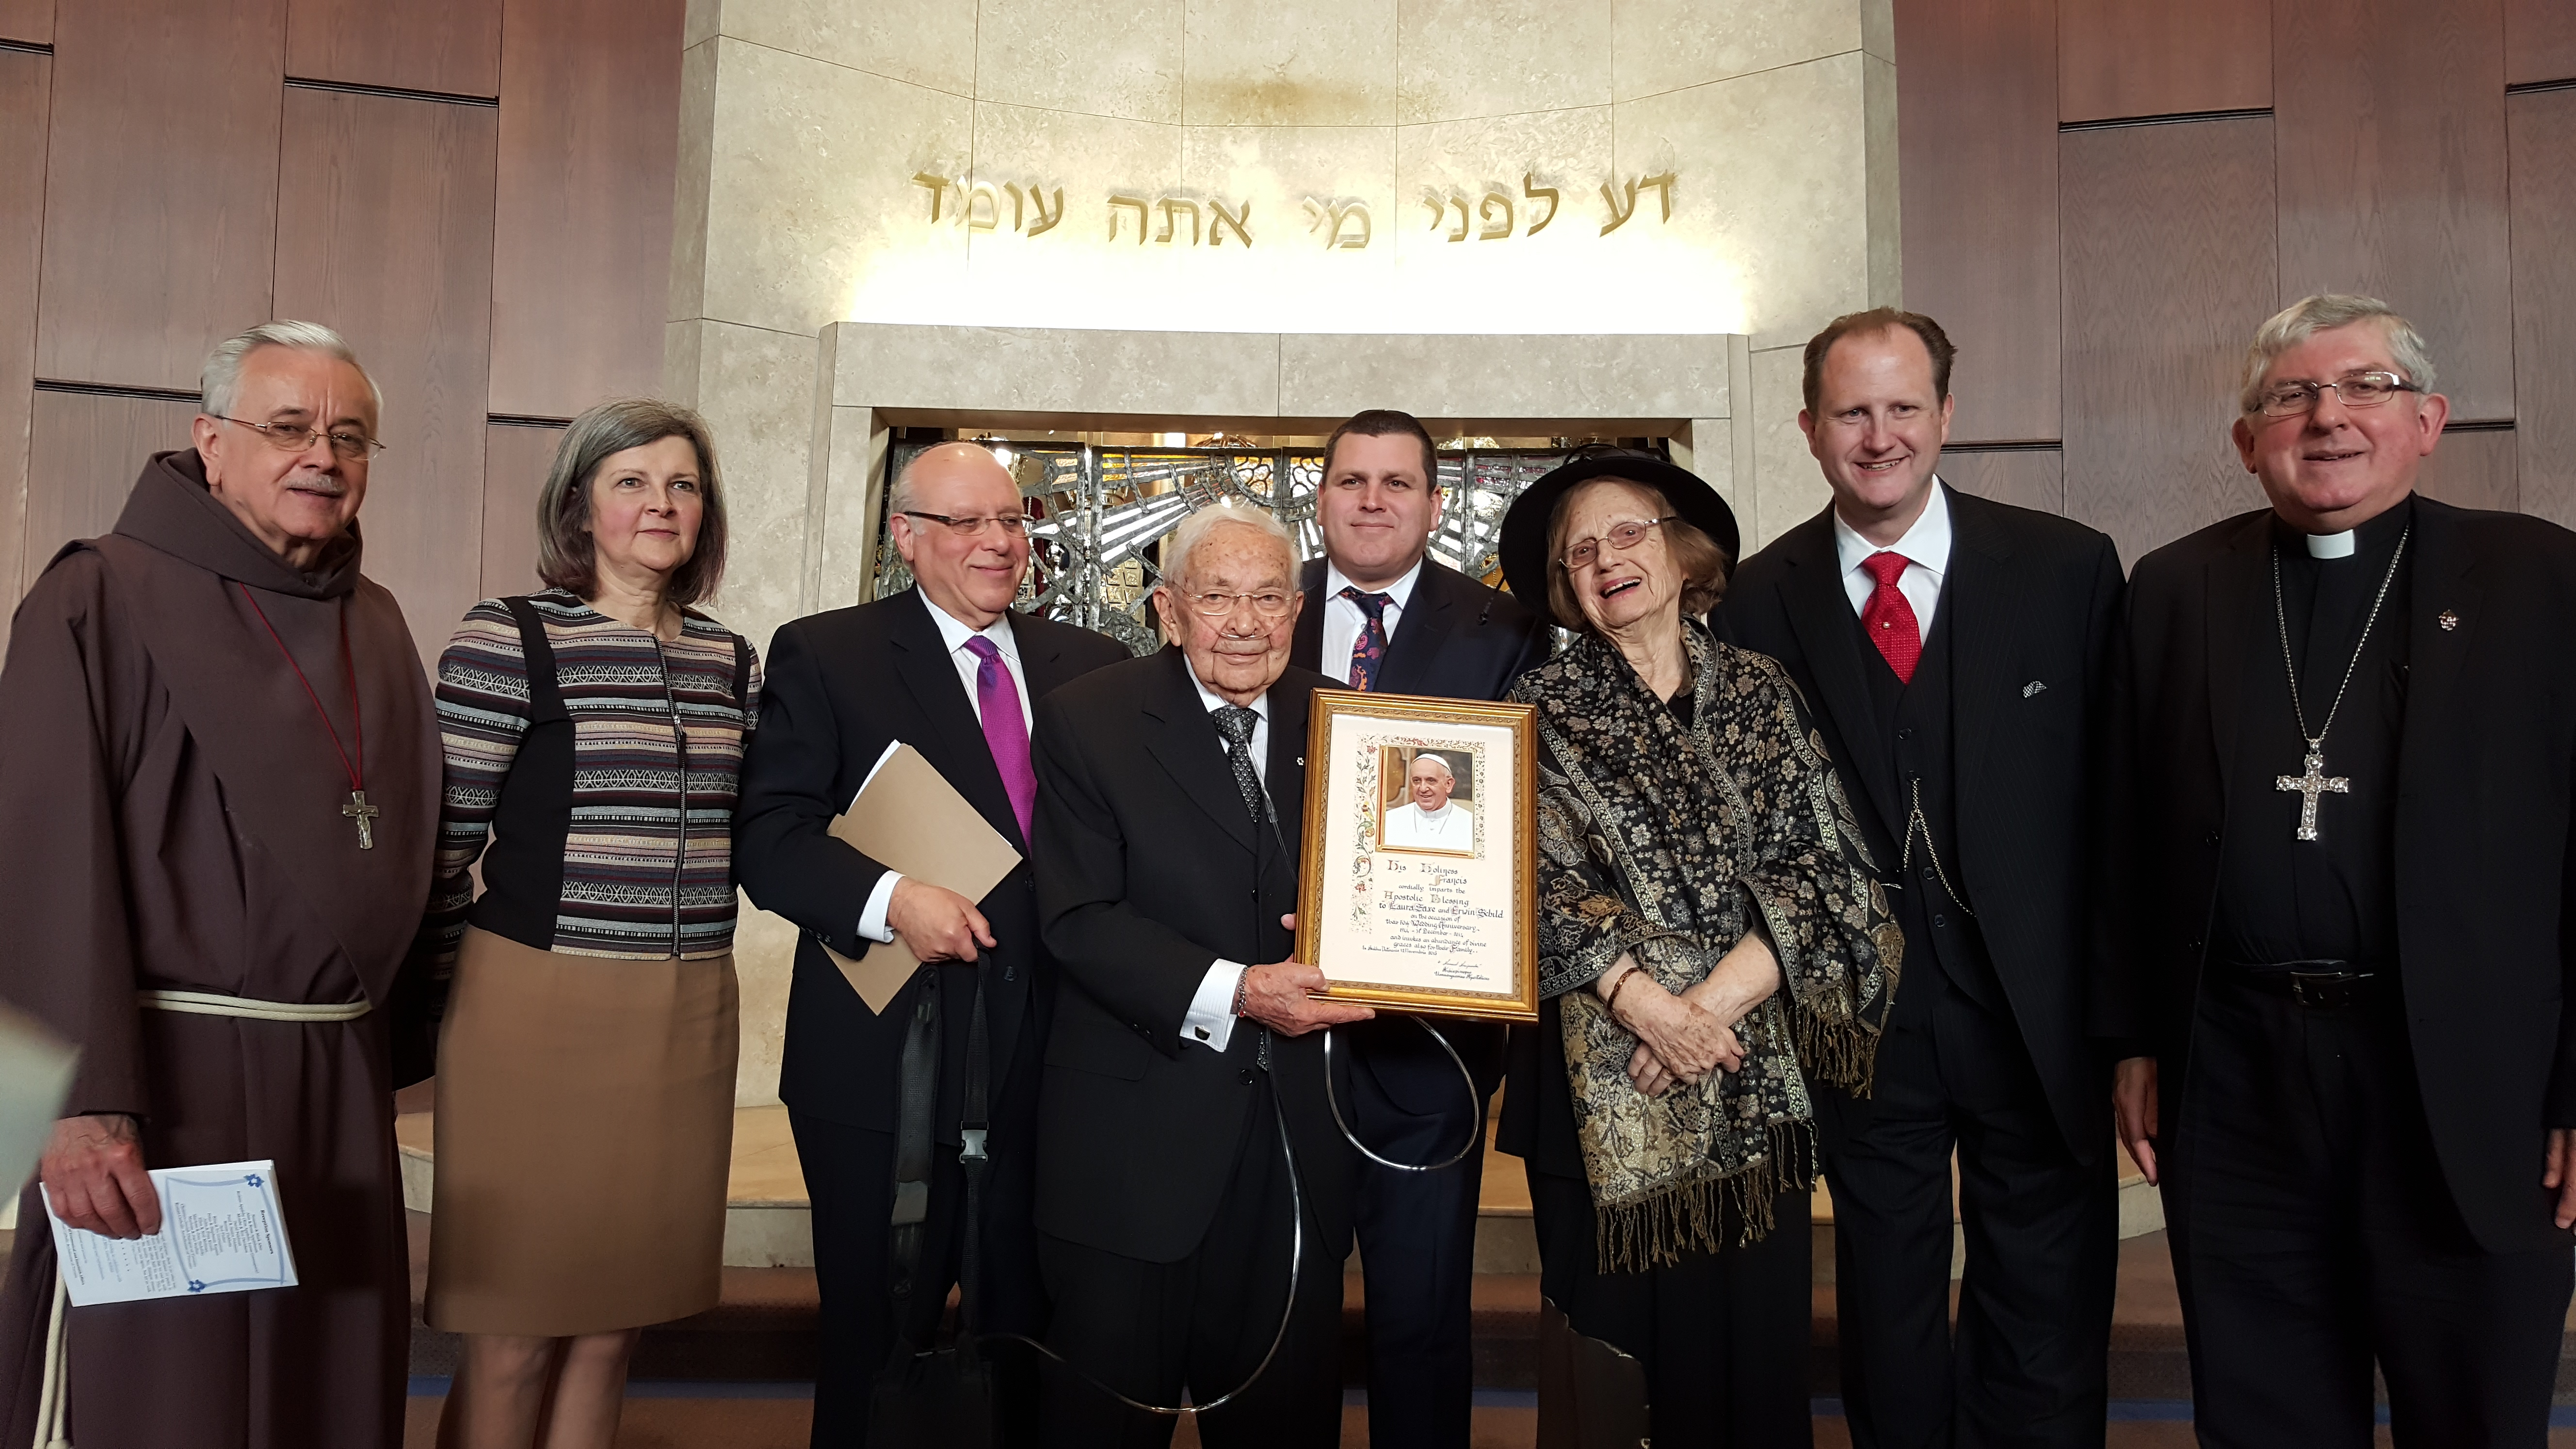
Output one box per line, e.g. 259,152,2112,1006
216,415,386,460
1179,589,1297,619
901,510,1030,537
1560,516,1674,571
2253,371,2422,418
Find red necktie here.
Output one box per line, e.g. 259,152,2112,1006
1860,551,1921,684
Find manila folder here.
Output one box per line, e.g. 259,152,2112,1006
824,742,1023,1014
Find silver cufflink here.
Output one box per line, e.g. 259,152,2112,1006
2022,680,2047,697
1194,1026,1209,1040
2438,610,2460,631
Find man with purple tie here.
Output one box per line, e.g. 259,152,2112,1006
735,441,1128,1447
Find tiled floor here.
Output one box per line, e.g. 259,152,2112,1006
402,1390,2576,1448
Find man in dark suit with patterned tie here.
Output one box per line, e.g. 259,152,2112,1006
1032,501,1373,1446
735,441,1129,1446
1287,410,1553,1449
1722,312,2126,1449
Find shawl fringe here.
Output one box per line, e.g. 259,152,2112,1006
1594,1119,1817,1274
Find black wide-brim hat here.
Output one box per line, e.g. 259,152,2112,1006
1497,448,1742,628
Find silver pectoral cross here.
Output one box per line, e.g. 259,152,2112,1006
2274,749,2349,842
342,789,379,851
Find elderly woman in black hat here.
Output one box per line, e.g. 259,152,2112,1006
1495,450,1900,1444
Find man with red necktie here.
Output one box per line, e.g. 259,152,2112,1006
735,441,1128,1447
1721,311,2127,1449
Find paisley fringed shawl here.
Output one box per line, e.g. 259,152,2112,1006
1510,623,1901,1271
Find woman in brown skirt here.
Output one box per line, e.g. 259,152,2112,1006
421,399,758,1449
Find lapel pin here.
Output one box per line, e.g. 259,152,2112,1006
2437,610,2459,631
2022,680,2047,698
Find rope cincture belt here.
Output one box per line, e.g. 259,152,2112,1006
136,991,371,1022
32,993,376,1447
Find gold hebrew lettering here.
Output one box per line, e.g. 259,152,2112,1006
1638,171,1675,222
1027,187,1065,237
1109,194,1150,242
1523,173,1560,235
1446,194,1470,242
1330,203,1370,249
966,181,1000,231
1210,198,1253,246
1478,192,1513,240
1599,177,1638,235
1422,192,1447,232
912,172,951,223
1006,182,1024,231
1156,198,1201,245
1305,197,1331,233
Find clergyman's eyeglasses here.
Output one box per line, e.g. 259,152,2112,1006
215,415,387,460
2254,371,2422,418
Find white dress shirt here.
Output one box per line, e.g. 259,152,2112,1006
857,590,1030,943
1319,558,1424,689
1176,671,1272,1053
1832,477,1955,643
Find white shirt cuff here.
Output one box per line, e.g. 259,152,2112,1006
1180,960,1245,1052
858,871,902,944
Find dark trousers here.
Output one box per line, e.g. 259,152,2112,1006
1037,1076,1346,1449
1817,971,2116,1449
1349,1020,1500,1449
789,1107,1045,1449
2164,974,2575,1449
1529,1167,1814,1448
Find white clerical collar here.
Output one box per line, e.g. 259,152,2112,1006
1832,477,1955,580
1417,800,1456,821
919,588,1018,660
1190,669,1271,723
1323,556,1424,609
2304,530,2357,559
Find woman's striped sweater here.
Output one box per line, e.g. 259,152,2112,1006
427,589,762,968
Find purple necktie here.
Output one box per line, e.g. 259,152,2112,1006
1340,587,1393,691
964,636,1036,842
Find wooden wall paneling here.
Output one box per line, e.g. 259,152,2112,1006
480,421,562,599
1892,0,2059,445
285,0,502,98
2509,89,2576,525
2273,0,2514,421
33,0,286,392
273,87,498,665
2505,0,2576,86
22,392,199,579
0,0,50,47
2061,116,2280,566
2058,0,2270,124
2415,427,2518,513
0,50,48,632
486,0,687,420
1940,448,2064,515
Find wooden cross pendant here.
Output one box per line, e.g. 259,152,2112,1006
2273,751,2349,842
343,789,379,851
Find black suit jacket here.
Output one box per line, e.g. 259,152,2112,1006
1291,555,1554,701
1723,488,2126,1161
1030,647,1354,1262
733,588,1129,1133
2109,495,2576,1253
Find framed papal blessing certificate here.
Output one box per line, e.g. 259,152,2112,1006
1294,689,1541,1023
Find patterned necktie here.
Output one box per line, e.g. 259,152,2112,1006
964,636,1037,841
1211,705,1267,823
1859,551,1922,684
1338,587,1394,692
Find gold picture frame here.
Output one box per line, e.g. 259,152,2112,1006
1295,688,1540,1023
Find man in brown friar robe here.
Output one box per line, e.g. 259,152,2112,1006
0,321,439,1449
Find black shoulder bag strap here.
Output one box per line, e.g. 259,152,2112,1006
501,596,567,724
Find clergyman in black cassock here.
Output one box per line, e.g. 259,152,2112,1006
1723,310,2125,1449
732,444,1128,1446
1287,411,1554,1449
2108,295,2576,1447
1030,504,1368,1448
